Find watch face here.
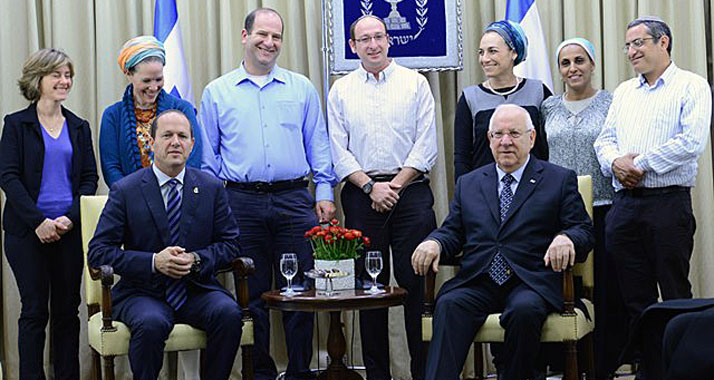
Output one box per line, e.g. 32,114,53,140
362,182,373,194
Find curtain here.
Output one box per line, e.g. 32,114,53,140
1,1,713,379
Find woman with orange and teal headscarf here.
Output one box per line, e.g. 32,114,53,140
453,20,552,180
99,35,202,187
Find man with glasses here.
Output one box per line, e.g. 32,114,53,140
198,7,337,380
412,104,593,380
327,14,438,380
594,16,711,374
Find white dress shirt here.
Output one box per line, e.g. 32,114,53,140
150,165,185,271
327,60,438,181
594,62,712,191
496,155,530,196
152,164,185,208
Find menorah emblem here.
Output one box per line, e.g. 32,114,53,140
383,0,411,30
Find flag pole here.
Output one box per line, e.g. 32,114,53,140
320,0,331,118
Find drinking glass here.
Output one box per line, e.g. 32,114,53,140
365,251,384,294
280,253,298,296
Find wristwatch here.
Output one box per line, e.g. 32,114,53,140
191,252,202,274
361,180,375,194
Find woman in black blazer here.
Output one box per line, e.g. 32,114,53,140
0,48,98,379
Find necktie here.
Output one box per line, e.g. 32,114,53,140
488,173,515,285
165,179,187,310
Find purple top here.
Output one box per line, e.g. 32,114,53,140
36,122,73,219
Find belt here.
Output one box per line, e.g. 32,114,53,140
370,174,425,182
226,178,308,193
619,186,689,197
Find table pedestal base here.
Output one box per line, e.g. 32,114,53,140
317,311,363,380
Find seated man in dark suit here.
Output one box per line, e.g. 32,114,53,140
412,104,594,380
88,110,242,380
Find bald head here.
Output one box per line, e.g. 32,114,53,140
489,104,534,132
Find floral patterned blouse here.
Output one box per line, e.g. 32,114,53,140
541,90,614,206
134,106,156,168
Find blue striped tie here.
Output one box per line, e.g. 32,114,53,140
165,179,187,310
488,174,515,285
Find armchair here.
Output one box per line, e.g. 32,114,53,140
80,195,255,380
422,175,595,380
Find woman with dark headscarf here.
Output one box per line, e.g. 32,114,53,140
454,20,551,180
542,38,627,379
99,35,202,187
0,48,98,379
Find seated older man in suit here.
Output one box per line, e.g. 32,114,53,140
412,104,594,380
88,110,242,380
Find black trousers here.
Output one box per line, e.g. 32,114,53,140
426,276,553,380
4,228,83,380
592,204,629,378
606,190,695,328
341,180,436,380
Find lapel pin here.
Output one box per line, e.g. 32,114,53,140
529,178,536,184
193,186,199,194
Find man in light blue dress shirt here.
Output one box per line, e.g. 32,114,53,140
594,16,712,377
198,7,337,380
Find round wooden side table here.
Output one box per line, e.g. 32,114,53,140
262,286,407,380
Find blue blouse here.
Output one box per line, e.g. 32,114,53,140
36,122,73,218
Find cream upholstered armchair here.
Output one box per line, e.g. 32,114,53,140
80,195,255,380
422,175,595,380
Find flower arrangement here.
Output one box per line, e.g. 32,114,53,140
304,219,370,260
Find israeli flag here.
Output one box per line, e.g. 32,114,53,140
506,0,553,91
154,0,195,106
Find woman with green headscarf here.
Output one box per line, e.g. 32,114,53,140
99,35,202,188
454,20,551,180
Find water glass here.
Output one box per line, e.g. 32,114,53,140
365,251,384,294
280,253,298,296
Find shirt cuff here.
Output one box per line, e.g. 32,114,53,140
315,183,334,202
633,155,650,172
334,161,363,183
403,157,430,174
151,253,156,274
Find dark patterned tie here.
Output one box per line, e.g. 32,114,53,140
488,173,515,285
165,179,187,310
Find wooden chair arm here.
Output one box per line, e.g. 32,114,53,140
88,265,118,332
423,262,462,317
231,257,255,316
424,269,437,317
562,266,576,316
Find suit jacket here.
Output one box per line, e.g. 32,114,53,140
0,103,98,236
664,304,714,379
623,298,714,379
429,156,594,310
87,167,240,309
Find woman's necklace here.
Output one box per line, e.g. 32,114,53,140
38,114,63,134
485,77,522,96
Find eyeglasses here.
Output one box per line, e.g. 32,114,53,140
622,37,656,53
489,129,531,140
354,33,387,44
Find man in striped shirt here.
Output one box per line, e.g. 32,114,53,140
594,16,712,369
327,15,438,380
